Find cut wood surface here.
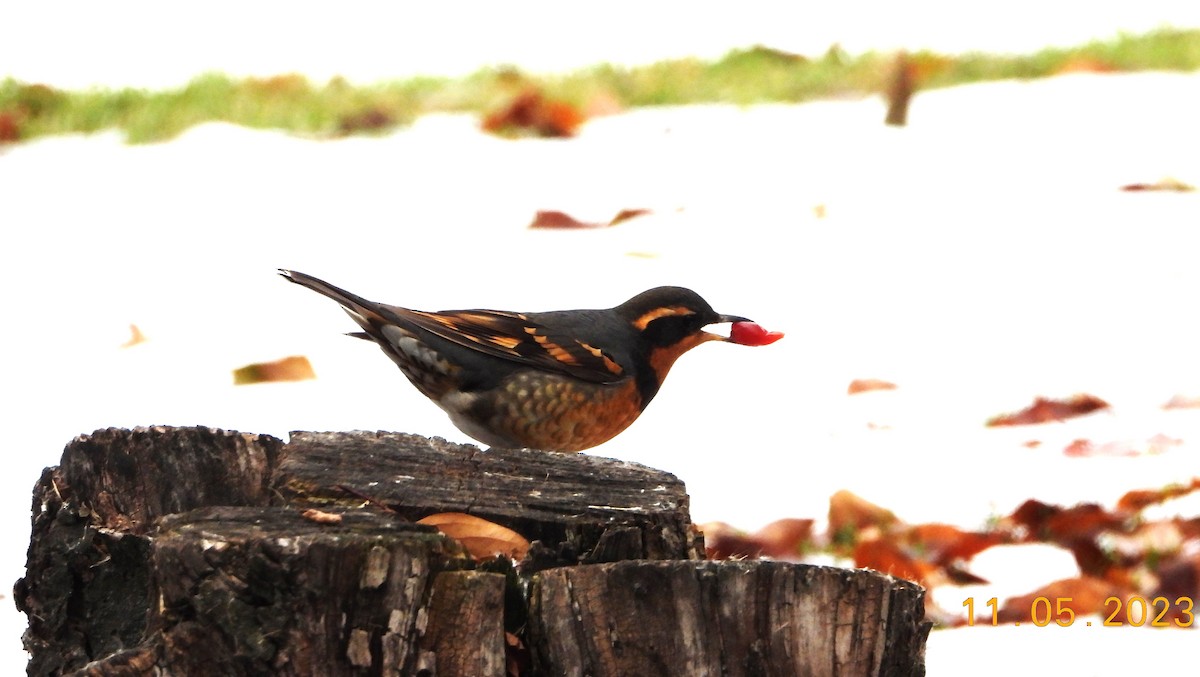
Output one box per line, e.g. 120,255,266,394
529,560,928,677
15,426,929,676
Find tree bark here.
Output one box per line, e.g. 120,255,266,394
529,560,927,677
15,426,929,676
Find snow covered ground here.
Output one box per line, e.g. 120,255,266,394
3,5,1200,675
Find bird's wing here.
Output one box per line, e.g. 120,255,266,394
398,308,626,384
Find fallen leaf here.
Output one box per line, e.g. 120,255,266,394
121,324,147,348
1120,177,1195,192
1164,394,1200,410
986,394,1109,426
997,577,1127,624
751,518,816,559
854,538,936,585
300,508,343,525
527,208,651,229
1064,435,1180,458
527,210,595,229
1117,481,1200,513
829,490,899,546
1010,500,1124,542
701,521,763,560
1151,553,1200,615
233,355,316,385
902,523,1008,564
608,208,652,226
417,512,530,561
847,378,897,395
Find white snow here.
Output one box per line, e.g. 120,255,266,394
3,5,1200,674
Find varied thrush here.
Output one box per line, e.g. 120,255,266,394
280,270,782,452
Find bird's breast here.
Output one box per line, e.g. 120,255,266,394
449,371,643,452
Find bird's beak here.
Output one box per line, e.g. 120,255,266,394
707,314,752,342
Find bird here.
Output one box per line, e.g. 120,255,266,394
279,269,780,452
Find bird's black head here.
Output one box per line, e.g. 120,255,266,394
614,287,750,403
617,286,749,347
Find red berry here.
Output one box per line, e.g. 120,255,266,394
730,322,784,346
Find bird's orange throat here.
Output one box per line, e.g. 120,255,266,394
646,332,725,386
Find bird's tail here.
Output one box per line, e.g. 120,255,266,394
278,269,389,336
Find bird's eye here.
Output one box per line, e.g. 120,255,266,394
642,315,698,346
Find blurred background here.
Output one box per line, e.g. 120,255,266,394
4,2,1200,674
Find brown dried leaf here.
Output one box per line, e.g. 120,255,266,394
829,490,899,546
1151,553,1200,609
528,208,650,230
417,512,530,561
997,576,1128,624
847,378,898,395
233,355,316,385
1064,434,1180,458
986,394,1109,426
300,508,343,525
853,538,936,585
751,518,815,560
608,208,652,226
1164,394,1200,410
1010,500,1124,542
1116,480,1200,513
902,523,1008,564
1120,177,1195,192
121,324,147,348
527,210,596,229
701,521,762,560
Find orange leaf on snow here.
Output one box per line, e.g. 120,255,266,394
527,210,596,229
853,539,937,585
1120,177,1195,192
1116,481,1200,513
986,394,1109,426
527,208,652,229
902,523,1008,564
829,490,900,545
232,355,316,385
121,323,147,348
847,378,898,395
996,576,1128,624
1164,394,1200,410
608,208,652,226
751,518,816,559
417,512,530,561
1064,434,1180,458
702,518,815,561
1009,499,1124,542
702,521,764,560
1152,553,1200,619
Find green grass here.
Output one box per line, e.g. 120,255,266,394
2,28,1198,144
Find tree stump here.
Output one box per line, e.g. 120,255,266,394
15,426,929,676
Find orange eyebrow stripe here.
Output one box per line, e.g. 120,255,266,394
632,305,695,330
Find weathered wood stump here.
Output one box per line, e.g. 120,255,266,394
15,426,929,676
